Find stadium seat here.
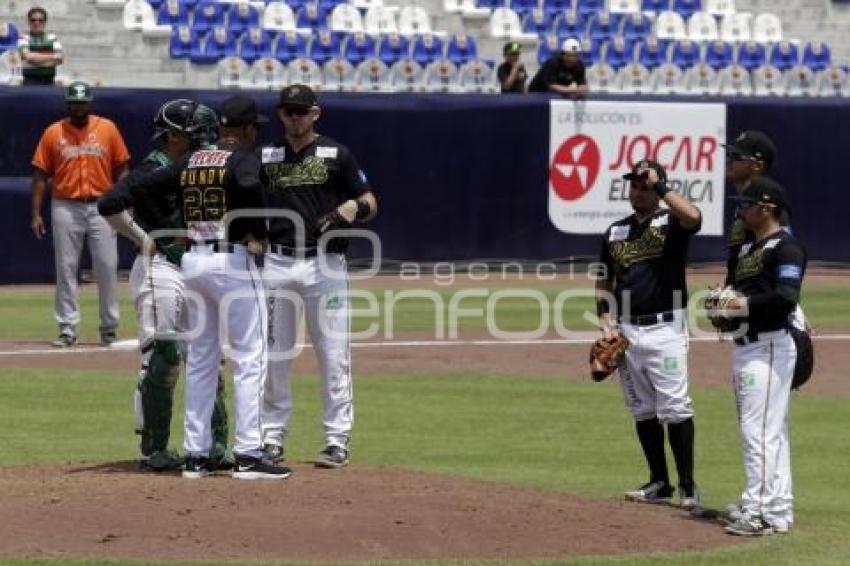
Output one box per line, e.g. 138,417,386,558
576,0,605,20
169,25,196,58
604,36,634,70
609,0,640,14
228,2,261,36
636,36,667,69
123,0,153,31
581,37,603,66
537,34,561,64
412,33,444,66
274,30,309,63
250,56,288,89
587,12,618,44
704,40,732,70
157,0,189,27
736,40,765,71
670,39,699,69
0,22,18,53
687,12,718,42
641,0,669,14
717,63,752,95
424,58,460,93
621,12,652,43
390,57,425,92
310,29,342,64
239,27,274,63
752,64,784,96
446,33,478,66
0,49,22,85
330,4,364,34
489,7,537,41
193,0,226,34
343,32,376,66
752,12,781,44
802,41,830,72
351,0,383,11
458,59,497,93
522,8,555,37
399,6,434,37
650,62,685,93
364,6,398,36
296,2,329,31
457,0,492,19
616,61,651,93
672,0,701,19
655,10,687,41
217,55,251,88
476,0,502,9
719,12,751,43
377,32,409,66
511,0,539,19
265,2,301,33
354,57,392,91
682,62,718,94
816,65,849,97
769,40,798,72
553,11,586,39
543,0,573,17
703,0,734,17
786,65,816,97
323,56,357,90
586,62,617,92
287,56,324,89
191,25,237,64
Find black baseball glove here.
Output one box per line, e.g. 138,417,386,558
790,326,814,390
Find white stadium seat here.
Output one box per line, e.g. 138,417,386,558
717,64,753,96
816,65,850,98
457,59,498,93
398,6,433,36
263,2,299,33
123,0,152,31
250,57,288,90
720,12,752,43
785,65,816,97
287,57,324,90
330,4,365,34
390,58,425,92
355,57,392,92
616,62,652,94
752,64,785,96
424,58,460,93
704,0,735,17
364,6,399,36
655,11,688,41
586,63,618,93
687,12,719,42
489,7,537,42
323,57,357,91
650,62,686,94
218,56,251,89
682,63,719,94
0,49,23,85
752,12,782,43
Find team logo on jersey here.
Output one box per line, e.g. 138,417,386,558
735,248,764,281
188,150,231,168
609,226,666,270
264,155,329,190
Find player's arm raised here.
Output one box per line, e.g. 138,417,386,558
643,167,701,230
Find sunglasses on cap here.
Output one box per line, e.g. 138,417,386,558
281,107,311,117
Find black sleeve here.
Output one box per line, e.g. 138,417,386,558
231,152,268,239
725,219,748,286
97,175,136,216
575,62,587,86
748,239,807,320
497,63,509,83
338,146,371,199
599,231,614,280
528,59,555,92
98,161,182,216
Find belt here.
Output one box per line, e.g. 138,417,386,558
60,196,99,203
186,241,238,253
268,244,319,257
733,328,787,346
620,311,676,326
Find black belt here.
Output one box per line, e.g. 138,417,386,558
621,311,676,326
268,244,319,257
186,241,237,253
734,328,787,346
62,196,98,203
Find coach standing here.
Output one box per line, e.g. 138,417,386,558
30,82,130,347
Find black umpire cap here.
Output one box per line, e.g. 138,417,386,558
730,176,789,210
623,159,668,183
722,130,776,168
277,84,318,109
218,95,268,127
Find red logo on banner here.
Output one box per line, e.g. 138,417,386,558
550,135,601,201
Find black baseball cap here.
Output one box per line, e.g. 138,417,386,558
65,81,93,103
277,84,318,109
503,41,521,55
218,95,268,127
722,130,776,167
730,176,789,210
623,159,668,183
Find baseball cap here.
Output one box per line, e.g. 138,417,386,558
722,130,776,167
561,38,581,53
623,159,668,183
503,41,521,55
218,95,268,127
730,176,788,210
277,84,318,109
65,81,92,103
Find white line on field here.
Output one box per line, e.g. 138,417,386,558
1,334,849,356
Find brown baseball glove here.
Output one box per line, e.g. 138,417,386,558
704,285,743,333
589,334,629,382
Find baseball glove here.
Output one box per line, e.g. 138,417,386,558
790,326,814,390
703,285,743,333
316,209,351,235
589,334,629,382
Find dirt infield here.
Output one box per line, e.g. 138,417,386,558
0,462,744,562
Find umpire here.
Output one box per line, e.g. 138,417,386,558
596,160,702,508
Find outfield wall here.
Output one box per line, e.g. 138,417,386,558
0,86,846,283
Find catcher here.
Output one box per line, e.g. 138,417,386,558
707,177,807,536
595,159,702,509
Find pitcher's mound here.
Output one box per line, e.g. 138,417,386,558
0,462,741,562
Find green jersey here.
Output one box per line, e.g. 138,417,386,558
17,32,62,80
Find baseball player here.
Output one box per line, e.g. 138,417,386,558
107,95,290,480
596,160,702,508
97,99,229,471
259,84,378,468
721,177,806,536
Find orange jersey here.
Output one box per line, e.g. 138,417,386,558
32,115,130,200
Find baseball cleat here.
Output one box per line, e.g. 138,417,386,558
52,333,77,348
624,480,675,504
722,502,745,523
725,516,774,536
679,485,700,510
182,456,211,479
261,443,284,464
232,456,292,480
315,445,349,469
771,519,793,534
100,331,118,346
142,450,184,471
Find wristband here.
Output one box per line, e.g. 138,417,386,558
654,181,671,198
355,198,371,221
596,299,610,317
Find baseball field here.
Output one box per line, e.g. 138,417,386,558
0,268,848,565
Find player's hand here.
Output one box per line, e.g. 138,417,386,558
31,215,46,239
337,200,358,223
637,167,660,187
244,237,267,255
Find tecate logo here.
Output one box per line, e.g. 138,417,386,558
550,134,601,201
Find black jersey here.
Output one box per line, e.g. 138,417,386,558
600,209,700,317
260,134,370,253
497,62,527,93
528,56,586,93
733,230,806,334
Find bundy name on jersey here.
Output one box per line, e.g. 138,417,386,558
609,213,670,271
181,149,232,241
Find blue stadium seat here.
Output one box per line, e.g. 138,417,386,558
274,30,309,64
169,25,196,59
511,0,539,19
148,0,164,10
636,38,667,69
157,0,190,27
543,0,573,16
377,33,409,66
802,41,831,72
412,33,444,66
297,2,330,30
769,41,799,71
670,39,699,69
476,0,502,9
287,0,308,13
310,29,342,64
621,12,652,43
737,41,765,71
239,27,274,63
523,9,555,36
0,22,18,53
604,37,634,70
581,37,603,66
228,3,261,36
576,0,605,19
190,27,237,64
446,33,477,66
343,32,376,66
672,0,701,19
642,0,669,12
182,0,199,9
537,34,561,64
586,12,618,44
193,0,226,34
554,11,587,39
319,0,345,13
705,40,732,70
